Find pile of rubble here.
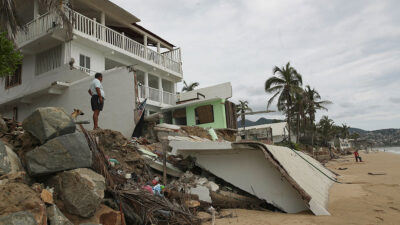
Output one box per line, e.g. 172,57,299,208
0,106,338,224
0,107,257,225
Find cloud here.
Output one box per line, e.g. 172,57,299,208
111,0,400,130
389,97,400,104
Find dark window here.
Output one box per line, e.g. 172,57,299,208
35,45,62,75
5,65,22,89
195,105,214,124
79,54,91,72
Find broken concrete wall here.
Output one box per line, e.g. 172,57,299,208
170,140,336,215
0,67,136,138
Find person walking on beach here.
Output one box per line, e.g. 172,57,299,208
354,150,362,162
88,73,105,130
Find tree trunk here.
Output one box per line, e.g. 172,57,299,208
287,111,291,143
296,113,300,143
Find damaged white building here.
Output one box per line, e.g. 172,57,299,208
0,0,182,137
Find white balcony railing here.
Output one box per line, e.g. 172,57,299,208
16,12,61,44
16,8,183,75
66,8,182,74
138,85,176,105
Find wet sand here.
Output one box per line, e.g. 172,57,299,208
205,151,400,225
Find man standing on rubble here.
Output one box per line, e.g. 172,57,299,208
88,73,105,130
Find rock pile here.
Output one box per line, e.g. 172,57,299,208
0,107,116,225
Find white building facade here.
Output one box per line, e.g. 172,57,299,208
0,0,183,136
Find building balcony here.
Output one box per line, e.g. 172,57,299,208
138,85,176,106
15,7,183,76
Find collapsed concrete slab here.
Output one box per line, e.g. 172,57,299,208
169,138,336,215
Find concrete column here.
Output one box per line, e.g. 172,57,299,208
144,35,148,58
34,0,39,19
100,12,106,25
144,72,149,98
158,76,163,104
157,42,161,53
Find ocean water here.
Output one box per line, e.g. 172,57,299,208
375,146,400,155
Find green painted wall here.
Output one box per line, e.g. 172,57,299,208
186,99,227,129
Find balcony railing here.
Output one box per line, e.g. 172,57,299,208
16,7,183,75
138,85,176,105
16,12,61,44
67,8,182,74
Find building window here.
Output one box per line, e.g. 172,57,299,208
79,54,91,72
5,65,22,89
35,45,62,75
195,105,214,125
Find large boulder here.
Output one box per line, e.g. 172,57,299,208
47,205,73,225
25,132,92,176
49,168,105,218
0,183,46,225
0,141,23,176
22,107,75,144
0,211,37,225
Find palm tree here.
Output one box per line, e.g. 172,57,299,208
0,0,72,42
181,80,199,92
292,89,308,143
304,85,331,146
340,124,350,139
265,62,302,143
317,115,335,147
236,100,252,129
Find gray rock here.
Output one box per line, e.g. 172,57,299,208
0,211,37,225
0,141,23,176
47,205,73,225
79,223,101,225
25,132,92,176
22,107,75,144
49,168,105,218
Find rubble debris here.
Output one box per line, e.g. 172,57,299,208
65,204,122,225
46,204,73,225
90,129,150,180
25,132,92,176
180,126,212,140
0,116,7,133
215,128,238,142
0,140,23,176
22,107,76,144
0,211,38,225
191,186,212,203
48,168,105,218
170,140,336,215
40,188,54,204
0,171,29,185
0,182,47,225
117,188,201,225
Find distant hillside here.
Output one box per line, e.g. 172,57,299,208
237,117,284,128
349,127,367,134
350,127,400,146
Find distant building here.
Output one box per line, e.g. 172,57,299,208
239,122,297,143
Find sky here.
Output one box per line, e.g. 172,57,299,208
110,0,400,131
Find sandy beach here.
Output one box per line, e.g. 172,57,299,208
205,151,400,225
